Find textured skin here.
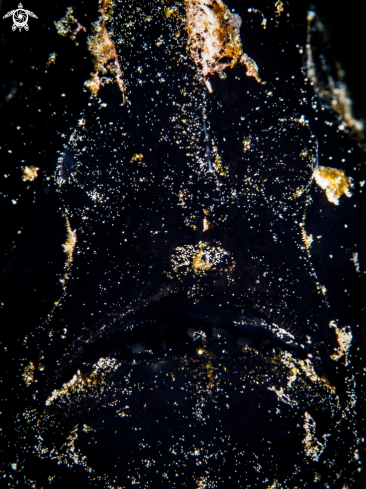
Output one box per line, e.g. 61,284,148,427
1,1,365,487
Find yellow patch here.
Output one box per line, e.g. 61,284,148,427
275,0,284,17
302,411,327,461
301,228,313,249
192,246,213,274
54,7,86,41
22,361,36,386
171,241,230,277
84,1,125,101
131,153,144,163
62,217,77,268
243,137,251,151
45,368,105,407
313,166,353,205
46,52,57,67
184,0,260,89
21,166,39,182
330,320,352,366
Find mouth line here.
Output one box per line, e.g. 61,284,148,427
79,292,308,366
51,286,312,393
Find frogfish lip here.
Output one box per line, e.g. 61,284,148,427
75,288,308,368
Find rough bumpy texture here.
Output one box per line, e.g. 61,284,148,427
1,1,365,487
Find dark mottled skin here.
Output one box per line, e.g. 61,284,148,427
1,1,365,487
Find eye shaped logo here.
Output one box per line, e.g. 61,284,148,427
3,3,38,31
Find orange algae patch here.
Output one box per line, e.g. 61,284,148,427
62,217,77,268
54,7,86,41
313,166,353,205
46,52,57,67
301,228,313,249
21,166,39,182
329,321,352,366
275,0,284,17
84,0,125,102
22,361,36,386
184,0,261,90
192,246,213,274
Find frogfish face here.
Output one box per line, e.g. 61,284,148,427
17,1,365,487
